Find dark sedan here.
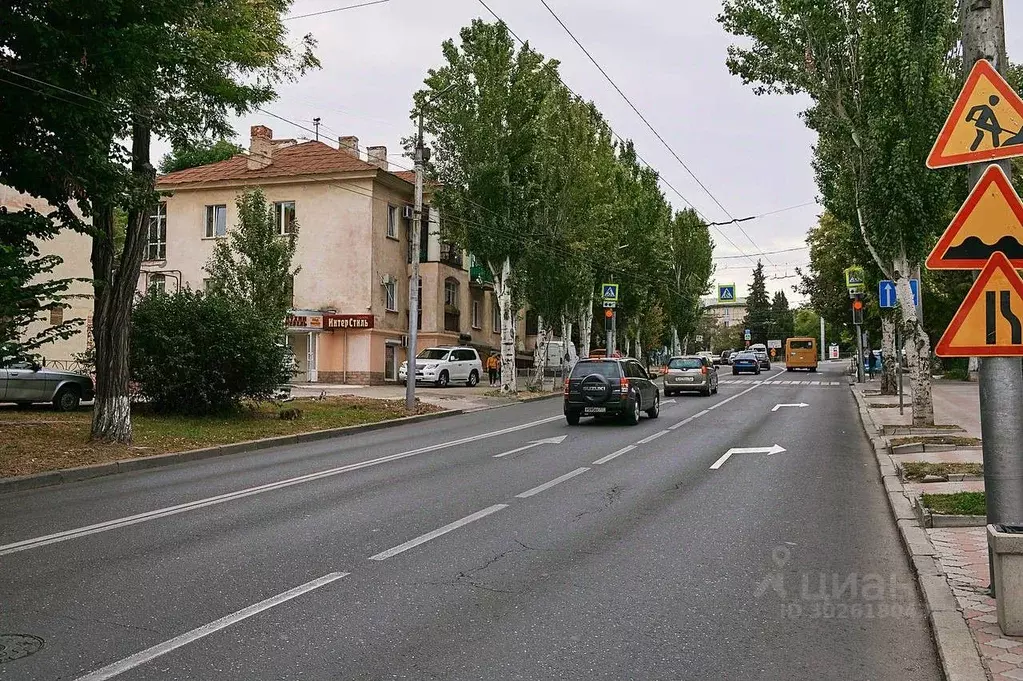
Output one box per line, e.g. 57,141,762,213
731,351,761,375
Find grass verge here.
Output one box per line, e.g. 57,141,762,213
890,435,982,447
0,397,442,479
901,462,984,481
920,491,986,516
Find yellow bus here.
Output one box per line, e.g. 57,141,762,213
784,337,818,372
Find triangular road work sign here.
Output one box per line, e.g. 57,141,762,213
936,252,1023,357
927,59,1023,169
926,164,1023,270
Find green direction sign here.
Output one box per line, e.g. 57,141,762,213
844,266,866,294
601,283,619,301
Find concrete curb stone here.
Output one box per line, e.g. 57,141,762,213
0,408,464,495
850,386,987,681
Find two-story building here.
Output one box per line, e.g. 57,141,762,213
147,125,510,384
702,296,748,328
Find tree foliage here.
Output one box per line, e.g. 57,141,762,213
771,290,794,344
743,261,771,345
159,139,244,174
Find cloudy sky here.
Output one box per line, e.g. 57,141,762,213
162,0,1023,305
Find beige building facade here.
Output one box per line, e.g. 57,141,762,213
702,297,748,329
149,125,509,385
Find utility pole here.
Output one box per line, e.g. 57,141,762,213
962,1,1023,541
819,315,825,362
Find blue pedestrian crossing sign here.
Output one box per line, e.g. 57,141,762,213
718,283,736,302
601,283,619,301
878,279,920,308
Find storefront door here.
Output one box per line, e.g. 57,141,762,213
384,343,398,381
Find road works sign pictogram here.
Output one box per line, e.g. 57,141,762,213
927,59,1023,169
926,165,1023,270
936,252,1023,357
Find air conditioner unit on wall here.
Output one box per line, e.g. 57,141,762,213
401,205,414,220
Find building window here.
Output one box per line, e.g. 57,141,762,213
146,202,167,260
444,277,460,332
525,309,539,335
444,279,459,307
205,204,227,238
149,273,166,294
387,205,398,239
492,295,501,333
384,279,397,312
49,306,64,326
472,299,482,329
275,201,296,235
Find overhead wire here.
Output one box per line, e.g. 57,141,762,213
283,0,390,21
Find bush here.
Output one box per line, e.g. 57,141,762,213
131,289,291,414
940,357,970,381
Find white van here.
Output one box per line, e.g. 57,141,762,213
544,340,578,369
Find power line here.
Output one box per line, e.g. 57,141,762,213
714,245,807,260
533,0,777,265
284,0,390,21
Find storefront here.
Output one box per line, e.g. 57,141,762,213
286,311,407,385
285,310,325,382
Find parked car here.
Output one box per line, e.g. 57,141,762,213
663,355,719,397
1,359,94,410
753,349,771,370
399,346,483,387
563,358,659,426
731,351,762,375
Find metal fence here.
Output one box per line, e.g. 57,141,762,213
514,366,566,393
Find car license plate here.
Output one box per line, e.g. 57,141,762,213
681,376,694,382
584,406,606,414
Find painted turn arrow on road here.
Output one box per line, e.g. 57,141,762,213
710,444,787,470
771,403,809,412
493,435,568,459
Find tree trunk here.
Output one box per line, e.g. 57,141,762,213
672,327,681,356
531,315,552,389
880,310,897,395
635,328,643,367
893,252,933,426
623,335,631,358
91,123,153,443
578,293,593,359
561,313,573,382
495,256,517,394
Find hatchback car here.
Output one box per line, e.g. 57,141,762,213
753,350,771,370
731,351,761,375
1,359,94,410
399,346,483,387
663,355,718,397
563,358,659,425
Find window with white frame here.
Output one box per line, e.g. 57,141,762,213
204,204,227,238
145,202,167,260
384,278,397,311
387,205,398,239
149,273,166,294
444,279,459,308
472,299,481,329
275,201,296,235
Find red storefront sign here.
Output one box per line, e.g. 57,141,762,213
324,314,374,330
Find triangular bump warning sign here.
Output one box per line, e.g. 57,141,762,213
927,59,1023,169
936,252,1023,357
926,164,1023,270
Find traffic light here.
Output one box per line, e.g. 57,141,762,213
605,308,613,318
851,296,864,325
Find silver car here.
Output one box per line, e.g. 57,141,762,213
1,360,94,410
662,355,719,397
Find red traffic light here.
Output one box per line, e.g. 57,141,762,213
604,308,614,318
852,299,864,310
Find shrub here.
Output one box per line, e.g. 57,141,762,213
131,289,291,414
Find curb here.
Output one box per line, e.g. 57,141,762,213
851,386,987,681
0,408,464,495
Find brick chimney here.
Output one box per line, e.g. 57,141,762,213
367,146,388,170
247,125,273,170
339,136,360,159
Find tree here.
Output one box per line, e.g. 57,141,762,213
720,0,960,424
744,261,771,345
1,0,317,441
0,207,83,361
793,307,820,340
771,290,794,345
159,139,244,174
205,188,300,319
662,208,715,354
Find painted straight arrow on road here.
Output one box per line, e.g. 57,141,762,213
710,444,786,470
771,403,809,412
493,435,568,459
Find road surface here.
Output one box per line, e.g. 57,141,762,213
0,363,940,680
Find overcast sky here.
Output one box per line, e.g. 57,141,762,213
155,0,1023,305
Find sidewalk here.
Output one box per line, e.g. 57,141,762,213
852,375,1023,680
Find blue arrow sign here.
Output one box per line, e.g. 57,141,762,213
879,279,919,308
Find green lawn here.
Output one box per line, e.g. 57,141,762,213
901,462,983,481
920,492,986,516
0,397,441,478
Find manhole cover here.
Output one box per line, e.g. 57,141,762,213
0,635,44,663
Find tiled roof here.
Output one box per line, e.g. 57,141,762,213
392,170,416,184
157,140,380,186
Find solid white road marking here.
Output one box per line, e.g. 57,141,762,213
369,504,509,561
710,444,787,470
661,399,677,405
636,430,669,444
492,435,568,458
75,571,349,681
593,445,636,465
771,403,809,412
515,467,590,499
1,416,563,557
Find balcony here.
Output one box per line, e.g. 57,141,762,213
439,243,463,268
469,261,494,289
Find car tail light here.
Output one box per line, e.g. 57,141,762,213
661,366,668,375
620,377,630,392
701,366,707,375
563,379,570,396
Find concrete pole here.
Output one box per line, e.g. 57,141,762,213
963,0,1023,538
855,323,864,384
819,314,825,362
405,112,425,411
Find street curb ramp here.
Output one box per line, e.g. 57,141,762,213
0,408,464,495
850,386,987,681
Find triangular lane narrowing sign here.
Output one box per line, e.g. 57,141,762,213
936,252,1023,357
927,59,1023,169
926,164,1023,270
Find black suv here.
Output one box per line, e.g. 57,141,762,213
563,358,660,426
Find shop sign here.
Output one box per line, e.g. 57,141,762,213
286,313,323,330
325,314,374,330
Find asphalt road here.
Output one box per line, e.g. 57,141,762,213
0,362,941,680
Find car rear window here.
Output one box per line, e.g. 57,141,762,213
571,361,621,379
668,358,702,369
789,340,814,350
734,353,755,360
